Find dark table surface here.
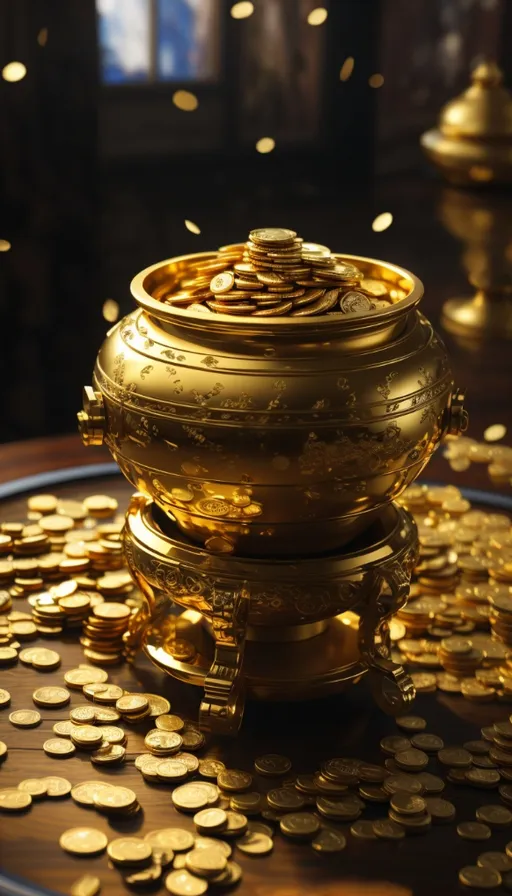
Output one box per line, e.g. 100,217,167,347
1,172,512,896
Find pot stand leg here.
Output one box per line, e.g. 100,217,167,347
358,562,415,715
199,583,250,736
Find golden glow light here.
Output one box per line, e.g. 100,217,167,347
102,299,120,323
255,137,275,154
0,240,11,252
230,1,254,19
484,424,506,442
185,219,201,235
369,73,385,88
470,165,493,182
2,62,27,82
372,212,393,233
172,90,198,112
307,7,328,25
340,57,355,81
37,28,48,47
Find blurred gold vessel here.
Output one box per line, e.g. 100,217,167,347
79,245,466,734
421,61,512,186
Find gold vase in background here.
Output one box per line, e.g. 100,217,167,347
421,61,512,186
439,188,512,340
79,244,466,734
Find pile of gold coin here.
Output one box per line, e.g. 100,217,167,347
162,227,407,318
445,433,512,486
391,482,512,701
0,493,142,667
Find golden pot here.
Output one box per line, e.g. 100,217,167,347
79,251,464,557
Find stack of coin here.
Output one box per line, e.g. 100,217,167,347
387,791,432,834
80,601,132,666
116,693,152,724
93,784,140,817
490,593,512,646
160,227,405,318
438,637,484,677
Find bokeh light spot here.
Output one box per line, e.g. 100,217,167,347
484,424,506,442
369,73,385,88
230,1,254,19
185,220,201,235
102,299,120,323
37,28,48,47
0,240,11,252
340,57,355,81
307,7,328,25
372,212,393,233
255,137,275,154
172,90,199,112
2,62,27,82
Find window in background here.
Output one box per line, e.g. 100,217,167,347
96,0,220,84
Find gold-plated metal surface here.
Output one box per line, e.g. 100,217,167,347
82,250,460,557
438,188,512,341
421,62,512,186
123,495,418,732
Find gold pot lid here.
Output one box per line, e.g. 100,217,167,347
440,61,512,140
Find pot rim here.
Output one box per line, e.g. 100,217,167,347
130,252,423,331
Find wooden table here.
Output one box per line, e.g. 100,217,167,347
0,434,511,896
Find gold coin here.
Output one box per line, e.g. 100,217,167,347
42,776,72,797
350,820,378,840
198,759,225,779
254,754,292,777
380,736,411,755
93,785,137,812
0,789,31,811
155,714,185,733
94,602,130,621
91,744,126,765
279,811,320,840
33,685,70,707
438,747,472,768
395,715,427,732
267,787,305,811
458,866,502,888
141,693,171,718
39,514,75,533
458,821,492,841
70,875,102,896
0,688,10,707
83,494,118,516
28,494,58,514
59,827,108,855
145,729,183,754
107,836,152,865
186,845,227,878
72,725,104,748
165,869,208,896
229,791,263,814
18,778,48,798
70,704,97,723
250,228,296,245
43,738,76,757
390,793,426,815
236,831,274,856
172,784,210,812
476,805,512,827
478,852,512,873
9,709,41,728
311,828,347,852
316,796,362,821
194,808,227,832
146,828,195,853
0,647,18,665
0,742,7,762
373,819,406,840
424,797,456,822
157,760,189,782
217,769,253,793
210,271,235,295
71,781,115,806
